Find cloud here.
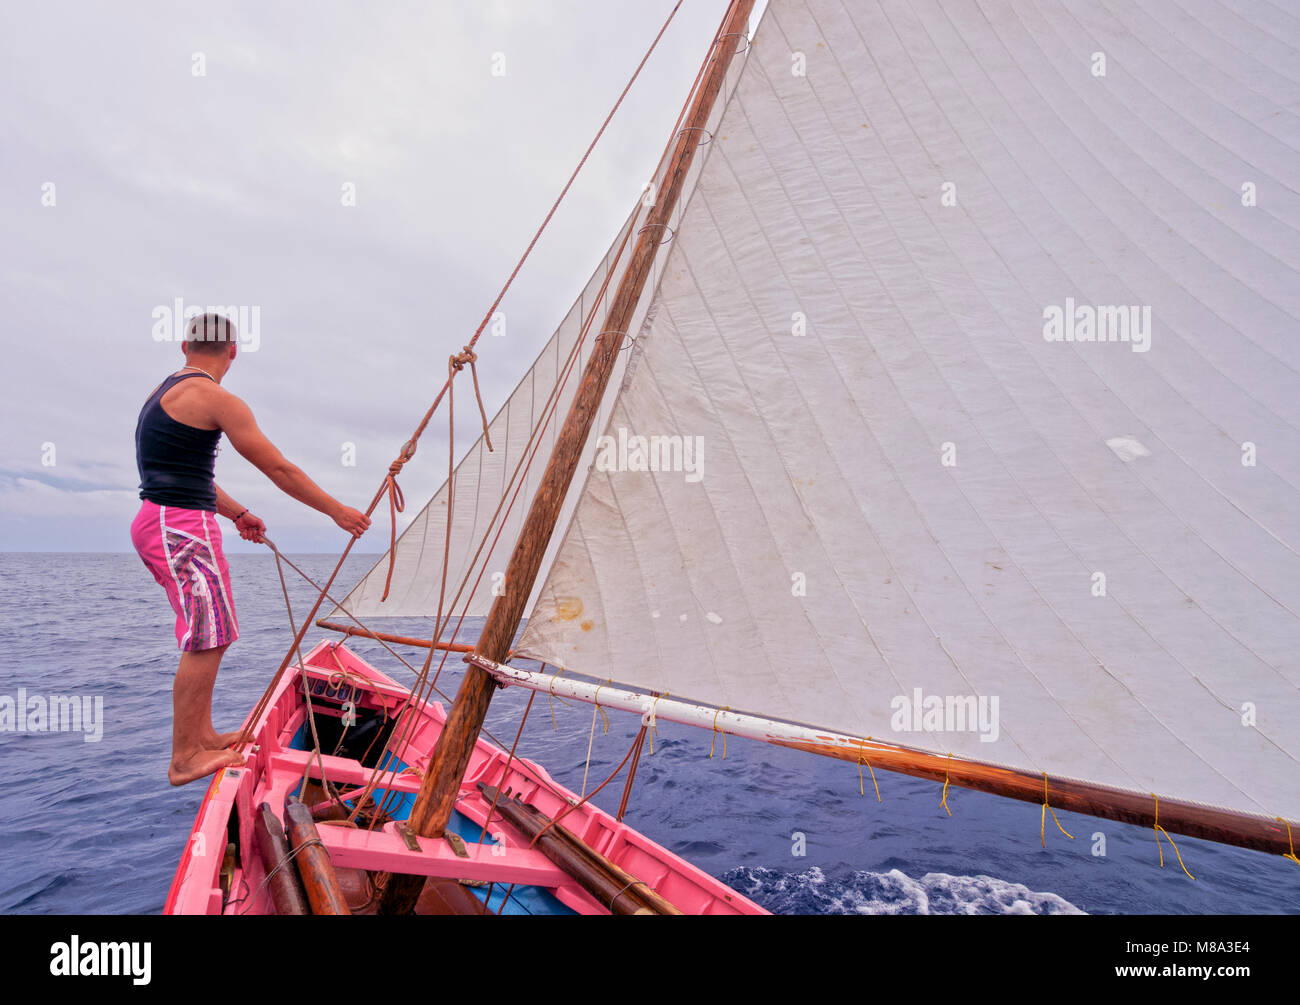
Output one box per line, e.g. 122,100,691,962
1,0,735,552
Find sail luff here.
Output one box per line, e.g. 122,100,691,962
376,0,758,915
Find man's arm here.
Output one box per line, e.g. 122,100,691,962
215,483,266,542
214,484,247,522
208,388,370,537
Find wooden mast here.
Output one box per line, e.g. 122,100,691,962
378,0,756,914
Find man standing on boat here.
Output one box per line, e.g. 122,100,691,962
130,312,371,786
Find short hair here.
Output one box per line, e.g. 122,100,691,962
185,312,238,354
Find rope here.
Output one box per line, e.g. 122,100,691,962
267,541,351,817
346,0,738,828
645,691,669,754
528,729,644,848
234,0,734,850
709,706,730,759
478,690,537,909
609,877,650,912
233,835,330,915
236,0,693,760
378,453,408,603
1039,773,1074,847
545,665,573,730
253,541,588,828
581,689,611,798
450,346,493,452
1280,818,1300,868
856,738,881,803
1152,793,1194,879
616,724,648,822
939,752,953,817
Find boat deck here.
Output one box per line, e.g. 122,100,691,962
163,640,766,915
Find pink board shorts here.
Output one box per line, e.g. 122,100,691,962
131,500,239,652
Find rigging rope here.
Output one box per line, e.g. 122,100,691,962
232,0,745,876
1152,793,1194,880
1040,773,1074,847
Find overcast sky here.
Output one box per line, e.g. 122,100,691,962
0,0,743,552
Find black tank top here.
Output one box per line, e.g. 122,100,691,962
135,373,221,511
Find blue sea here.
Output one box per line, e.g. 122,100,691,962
1,552,1295,915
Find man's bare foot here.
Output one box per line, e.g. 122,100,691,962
202,729,246,749
169,747,246,786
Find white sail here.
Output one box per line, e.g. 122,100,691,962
515,0,1300,822
334,26,756,624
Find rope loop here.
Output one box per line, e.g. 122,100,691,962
636,221,676,246
449,346,478,372
643,691,669,754
1152,793,1195,880
717,31,750,55
709,706,730,759
389,439,417,477
449,344,494,452
1279,818,1300,868
676,125,714,147
856,737,881,802
378,461,408,603
1039,772,1074,847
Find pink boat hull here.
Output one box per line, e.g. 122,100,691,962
164,639,766,915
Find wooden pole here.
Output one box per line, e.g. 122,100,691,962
253,802,311,916
314,619,474,652
481,785,680,915
378,0,756,915
470,655,1300,858
284,797,352,915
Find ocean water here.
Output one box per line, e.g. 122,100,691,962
1,552,1295,915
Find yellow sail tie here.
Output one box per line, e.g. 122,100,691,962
709,706,730,759
545,665,570,731
1040,773,1074,847
1152,793,1194,879
647,691,669,754
939,752,953,817
592,680,611,736
1280,818,1300,868
857,738,881,802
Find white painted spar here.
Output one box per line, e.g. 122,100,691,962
468,652,899,757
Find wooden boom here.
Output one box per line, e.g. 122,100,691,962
470,654,1300,860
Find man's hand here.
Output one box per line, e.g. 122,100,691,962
235,511,267,542
333,505,371,538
